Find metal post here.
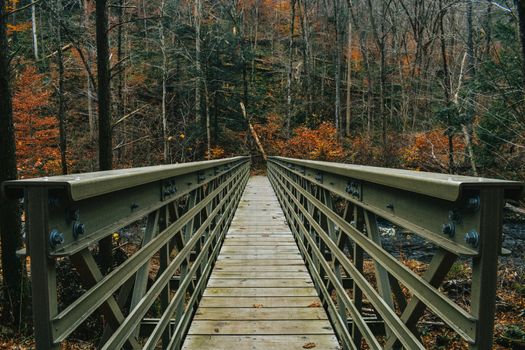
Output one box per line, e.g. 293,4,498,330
27,188,59,350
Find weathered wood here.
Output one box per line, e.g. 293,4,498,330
194,307,327,320
182,176,338,349
199,296,322,308
188,320,334,335
182,335,340,350
210,271,310,279
203,287,317,297
206,278,313,288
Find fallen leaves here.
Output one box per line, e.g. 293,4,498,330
303,342,316,349
308,301,321,307
253,304,264,308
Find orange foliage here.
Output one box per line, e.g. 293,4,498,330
13,66,61,178
208,146,226,160
6,0,31,35
402,129,465,172
346,45,362,72
284,123,345,161
255,115,344,161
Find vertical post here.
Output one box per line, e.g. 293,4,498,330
351,206,364,347
469,188,504,350
27,188,59,350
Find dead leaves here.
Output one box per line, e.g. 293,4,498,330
308,301,321,307
303,342,317,349
253,304,264,308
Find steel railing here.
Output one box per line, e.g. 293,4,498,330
2,156,250,349
268,156,523,350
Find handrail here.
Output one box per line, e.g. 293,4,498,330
3,156,251,349
268,156,523,350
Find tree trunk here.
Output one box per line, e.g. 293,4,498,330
241,102,267,161
56,0,67,175
160,0,168,163
96,0,113,272
286,0,296,137
333,0,342,137
116,0,125,162
31,1,39,60
205,80,211,159
84,0,95,142
0,0,22,324
298,0,312,117
345,8,352,137
195,0,202,123
464,0,478,176
517,0,525,93
439,0,454,174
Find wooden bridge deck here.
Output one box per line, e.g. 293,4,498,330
182,176,340,349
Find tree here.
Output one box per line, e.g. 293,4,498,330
0,0,22,324
517,0,525,93
96,0,113,272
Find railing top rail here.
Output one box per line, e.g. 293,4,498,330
3,156,249,201
269,156,524,201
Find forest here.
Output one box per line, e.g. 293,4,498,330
1,0,525,348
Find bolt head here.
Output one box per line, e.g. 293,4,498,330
74,222,86,236
464,230,479,247
466,196,480,211
442,222,455,237
49,229,65,247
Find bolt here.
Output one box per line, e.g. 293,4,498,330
131,202,139,210
464,230,479,247
466,196,480,211
442,222,455,237
386,203,394,210
448,209,461,223
346,183,353,194
49,229,65,248
73,222,86,238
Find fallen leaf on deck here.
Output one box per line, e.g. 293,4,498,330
308,301,321,307
303,342,316,349
253,304,264,308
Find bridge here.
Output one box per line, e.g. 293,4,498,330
2,156,523,349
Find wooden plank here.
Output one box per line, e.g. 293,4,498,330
221,242,297,246
215,260,305,266
218,254,300,260
220,247,300,253
188,320,334,335
182,335,340,350
224,237,295,242
210,271,310,279
199,296,322,308
207,278,313,288
194,307,327,320
183,176,337,350
213,265,308,272
203,287,318,297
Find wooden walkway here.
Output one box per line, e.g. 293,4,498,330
182,176,340,349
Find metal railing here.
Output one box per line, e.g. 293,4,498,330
3,156,250,349
268,156,523,350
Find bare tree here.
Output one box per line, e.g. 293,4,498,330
96,0,113,271
0,0,22,323
286,0,296,137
